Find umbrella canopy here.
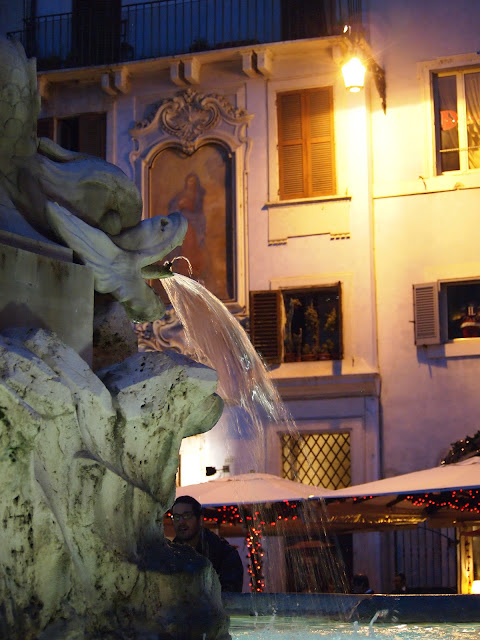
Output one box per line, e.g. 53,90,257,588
330,456,480,498
323,457,480,532
175,472,337,507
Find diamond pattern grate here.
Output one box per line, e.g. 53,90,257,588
281,432,351,490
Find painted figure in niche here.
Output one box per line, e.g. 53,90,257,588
150,144,231,300
168,172,207,280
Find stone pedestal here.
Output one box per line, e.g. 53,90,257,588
0,236,94,364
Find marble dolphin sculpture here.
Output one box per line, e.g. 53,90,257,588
0,36,187,321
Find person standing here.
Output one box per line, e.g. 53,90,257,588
171,495,244,592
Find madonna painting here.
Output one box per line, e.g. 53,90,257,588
149,143,234,301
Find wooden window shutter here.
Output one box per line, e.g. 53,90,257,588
78,113,106,158
249,290,282,365
278,92,305,199
37,117,54,140
308,88,335,195
278,87,335,200
413,283,441,345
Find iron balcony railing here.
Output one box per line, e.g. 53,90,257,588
8,0,362,72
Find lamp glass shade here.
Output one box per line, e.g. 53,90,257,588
342,56,366,92
472,580,480,594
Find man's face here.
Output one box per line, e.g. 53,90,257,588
172,502,201,543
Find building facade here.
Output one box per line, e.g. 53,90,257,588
2,0,480,593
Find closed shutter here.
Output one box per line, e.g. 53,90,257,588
308,88,335,195
413,283,441,345
78,113,106,159
249,290,282,365
278,92,305,199
278,87,335,200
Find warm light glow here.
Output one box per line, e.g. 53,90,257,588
472,580,480,594
342,56,366,92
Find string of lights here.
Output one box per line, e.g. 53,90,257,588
202,502,302,593
349,489,480,514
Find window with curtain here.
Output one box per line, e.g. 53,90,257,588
433,70,480,174
277,87,335,199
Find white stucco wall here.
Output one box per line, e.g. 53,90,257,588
368,0,480,476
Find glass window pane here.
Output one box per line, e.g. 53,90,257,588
446,282,480,339
435,74,459,172
282,286,341,362
465,72,480,169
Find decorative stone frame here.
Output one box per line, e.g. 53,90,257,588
129,88,253,311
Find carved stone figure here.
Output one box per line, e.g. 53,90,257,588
0,36,185,322
0,328,228,639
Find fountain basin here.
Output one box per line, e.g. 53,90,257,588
223,593,480,623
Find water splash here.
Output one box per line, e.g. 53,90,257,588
369,610,389,636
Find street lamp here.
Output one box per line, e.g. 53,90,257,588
342,56,366,92
340,26,387,113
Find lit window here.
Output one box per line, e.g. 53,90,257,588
277,87,336,199
249,285,342,364
433,70,480,174
413,279,480,345
281,432,351,490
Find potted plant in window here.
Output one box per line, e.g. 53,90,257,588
304,302,320,360
460,305,480,338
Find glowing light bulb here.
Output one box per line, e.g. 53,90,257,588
342,56,366,92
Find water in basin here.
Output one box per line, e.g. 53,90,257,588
229,615,480,639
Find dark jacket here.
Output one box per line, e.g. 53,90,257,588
175,528,244,592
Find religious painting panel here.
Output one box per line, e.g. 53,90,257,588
149,144,234,301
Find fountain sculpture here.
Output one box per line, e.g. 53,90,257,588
0,37,230,639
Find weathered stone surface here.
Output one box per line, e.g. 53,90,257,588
0,328,228,639
92,297,138,371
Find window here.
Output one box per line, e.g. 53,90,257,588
433,70,480,174
281,432,351,490
277,87,335,199
37,113,106,159
413,278,480,345
249,284,342,365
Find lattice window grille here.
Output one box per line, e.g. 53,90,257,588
281,432,351,490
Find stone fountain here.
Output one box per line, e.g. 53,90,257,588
0,37,229,639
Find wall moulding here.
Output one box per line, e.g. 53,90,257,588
129,88,253,164
266,196,351,243
128,88,253,312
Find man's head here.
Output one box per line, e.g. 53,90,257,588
171,495,202,545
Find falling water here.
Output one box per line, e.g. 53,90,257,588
162,274,292,427
161,273,350,596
